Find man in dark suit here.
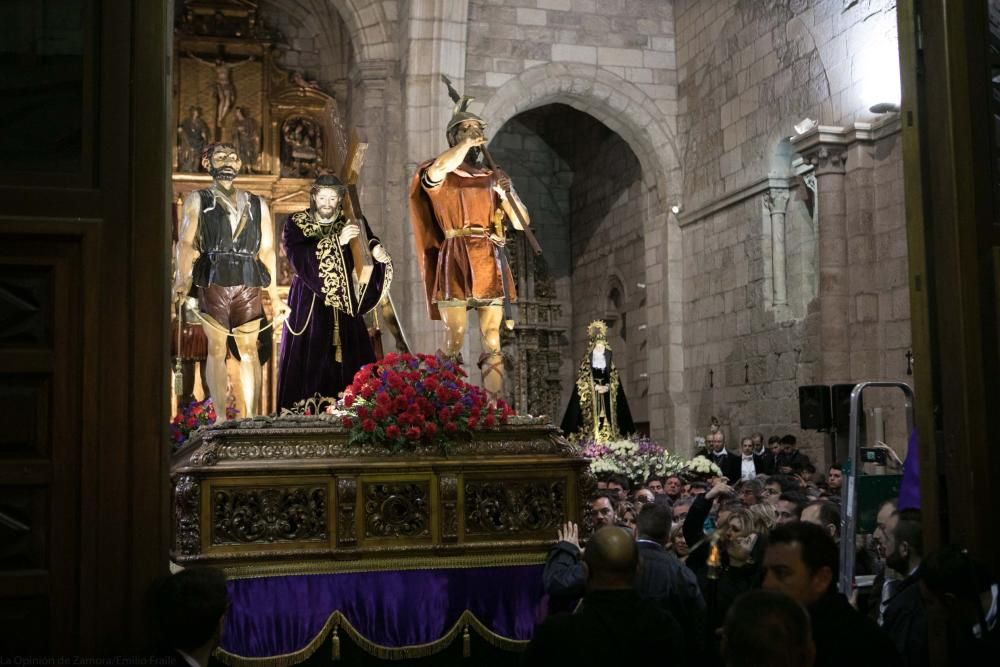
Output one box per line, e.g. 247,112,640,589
706,429,741,483
525,527,685,666
762,522,903,667
881,509,928,666
737,436,772,480
774,434,809,475
634,503,706,661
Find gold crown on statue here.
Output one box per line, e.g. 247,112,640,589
587,320,608,341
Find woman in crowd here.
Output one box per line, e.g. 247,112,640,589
669,524,690,562
684,481,771,662
617,501,637,531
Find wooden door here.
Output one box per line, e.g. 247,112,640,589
0,0,171,656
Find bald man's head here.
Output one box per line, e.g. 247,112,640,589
583,526,638,589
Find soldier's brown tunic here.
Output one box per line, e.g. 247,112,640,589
408,160,516,320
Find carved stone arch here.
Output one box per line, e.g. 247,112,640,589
263,0,396,65
480,64,679,201
327,0,396,62
480,64,686,444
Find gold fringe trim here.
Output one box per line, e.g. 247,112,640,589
464,610,531,652
215,612,340,667
222,551,546,580
214,609,530,666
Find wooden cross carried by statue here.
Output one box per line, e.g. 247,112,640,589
337,129,410,355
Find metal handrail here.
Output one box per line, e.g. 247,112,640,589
839,381,915,594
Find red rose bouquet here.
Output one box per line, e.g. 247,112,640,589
341,352,514,452
169,398,239,448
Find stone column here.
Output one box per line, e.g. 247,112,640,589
400,0,472,356
349,60,391,239
764,187,791,307
793,128,849,383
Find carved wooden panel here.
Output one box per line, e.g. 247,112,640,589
174,475,201,557
212,484,327,545
0,0,94,184
337,477,357,547
0,374,51,458
0,486,46,570
0,230,88,656
439,475,459,543
362,482,431,539
0,266,53,347
463,478,566,538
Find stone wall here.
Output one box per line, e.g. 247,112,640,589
674,0,910,462
465,0,677,123
258,0,355,100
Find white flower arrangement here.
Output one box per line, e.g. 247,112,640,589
653,451,688,478
582,437,730,486
685,455,723,478
582,435,685,486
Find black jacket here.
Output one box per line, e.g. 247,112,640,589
523,589,685,666
635,540,707,659
708,450,741,483
882,574,928,667
774,448,809,474
810,589,904,667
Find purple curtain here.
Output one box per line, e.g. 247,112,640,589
222,565,546,659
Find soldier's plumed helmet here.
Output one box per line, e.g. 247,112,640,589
446,111,486,146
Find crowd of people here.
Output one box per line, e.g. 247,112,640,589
529,431,999,666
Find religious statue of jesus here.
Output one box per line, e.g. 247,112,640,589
189,52,255,128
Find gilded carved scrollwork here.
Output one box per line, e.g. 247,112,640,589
190,440,219,466
212,486,327,544
337,478,357,547
439,475,459,543
464,480,566,536
363,483,431,539
171,416,576,467
174,475,201,556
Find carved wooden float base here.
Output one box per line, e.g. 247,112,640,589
171,415,592,573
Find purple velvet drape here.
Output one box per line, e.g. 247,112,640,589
221,565,546,658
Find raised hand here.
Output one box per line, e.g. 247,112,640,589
557,521,580,550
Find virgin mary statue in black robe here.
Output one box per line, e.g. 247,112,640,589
560,320,634,441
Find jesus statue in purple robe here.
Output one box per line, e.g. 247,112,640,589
276,175,392,409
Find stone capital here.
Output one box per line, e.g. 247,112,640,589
791,124,849,175
764,187,791,214
350,60,393,87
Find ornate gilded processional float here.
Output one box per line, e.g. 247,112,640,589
171,412,592,662
168,6,592,663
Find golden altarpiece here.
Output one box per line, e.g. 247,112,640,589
171,0,350,417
